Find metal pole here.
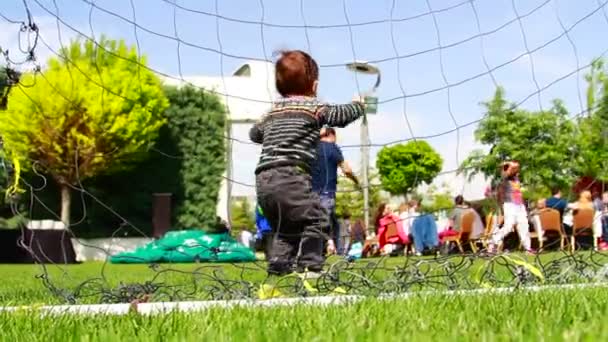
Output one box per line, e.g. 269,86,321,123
225,120,232,227
361,115,370,233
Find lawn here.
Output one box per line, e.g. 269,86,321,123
0,252,606,341
0,251,606,306
0,287,606,341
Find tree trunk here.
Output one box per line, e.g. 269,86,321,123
60,184,71,228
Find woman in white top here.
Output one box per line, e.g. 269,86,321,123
398,203,411,236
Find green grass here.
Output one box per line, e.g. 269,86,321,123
0,287,606,341
0,253,605,341
0,251,602,305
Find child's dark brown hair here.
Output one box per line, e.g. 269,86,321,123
274,50,319,97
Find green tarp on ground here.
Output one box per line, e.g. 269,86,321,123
110,230,256,263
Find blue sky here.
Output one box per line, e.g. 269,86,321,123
2,0,608,199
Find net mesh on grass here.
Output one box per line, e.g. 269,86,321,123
1,0,608,305
36,250,608,304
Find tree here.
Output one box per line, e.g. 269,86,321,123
460,87,577,195
416,182,454,216
0,38,169,226
162,85,226,228
0,67,7,109
0,144,26,228
577,58,608,182
0,66,19,110
230,198,255,234
30,84,228,238
335,170,384,220
376,141,443,198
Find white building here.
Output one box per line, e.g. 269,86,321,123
162,61,277,222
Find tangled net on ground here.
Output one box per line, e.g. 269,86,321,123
36,249,608,305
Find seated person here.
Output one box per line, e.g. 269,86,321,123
601,192,608,250
374,203,409,254
545,187,568,219
350,219,367,245
398,203,412,241
440,195,468,242
567,190,602,244
529,198,546,242
409,200,439,255
593,190,603,212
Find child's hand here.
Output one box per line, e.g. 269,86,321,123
352,95,365,105
327,240,336,255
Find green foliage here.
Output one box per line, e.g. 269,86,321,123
31,84,227,237
0,67,24,226
230,198,255,234
0,145,19,226
0,38,168,181
335,170,384,220
460,87,577,195
577,59,608,182
376,141,443,197
163,85,226,228
0,66,19,110
416,183,453,216
0,67,8,109
0,37,169,225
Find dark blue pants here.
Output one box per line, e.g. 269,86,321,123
319,192,341,253
602,216,608,241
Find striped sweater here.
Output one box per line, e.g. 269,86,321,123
250,96,364,174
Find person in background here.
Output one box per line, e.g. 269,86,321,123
340,213,352,255
312,127,359,256
439,195,468,243
567,190,602,249
350,219,368,258
409,199,439,255
212,216,230,234
398,203,412,242
489,161,535,255
240,228,254,249
374,203,409,254
545,187,568,220
600,191,608,250
255,205,273,260
350,219,367,245
593,190,603,213
529,198,546,244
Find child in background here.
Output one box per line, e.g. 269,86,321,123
489,161,535,255
255,204,272,261
250,50,365,276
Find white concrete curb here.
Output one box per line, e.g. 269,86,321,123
0,282,605,316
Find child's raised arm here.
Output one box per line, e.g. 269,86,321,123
317,101,365,128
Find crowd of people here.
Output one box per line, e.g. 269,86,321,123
246,49,607,278
251,154,608,263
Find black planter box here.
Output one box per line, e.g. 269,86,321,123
0,228,77,264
